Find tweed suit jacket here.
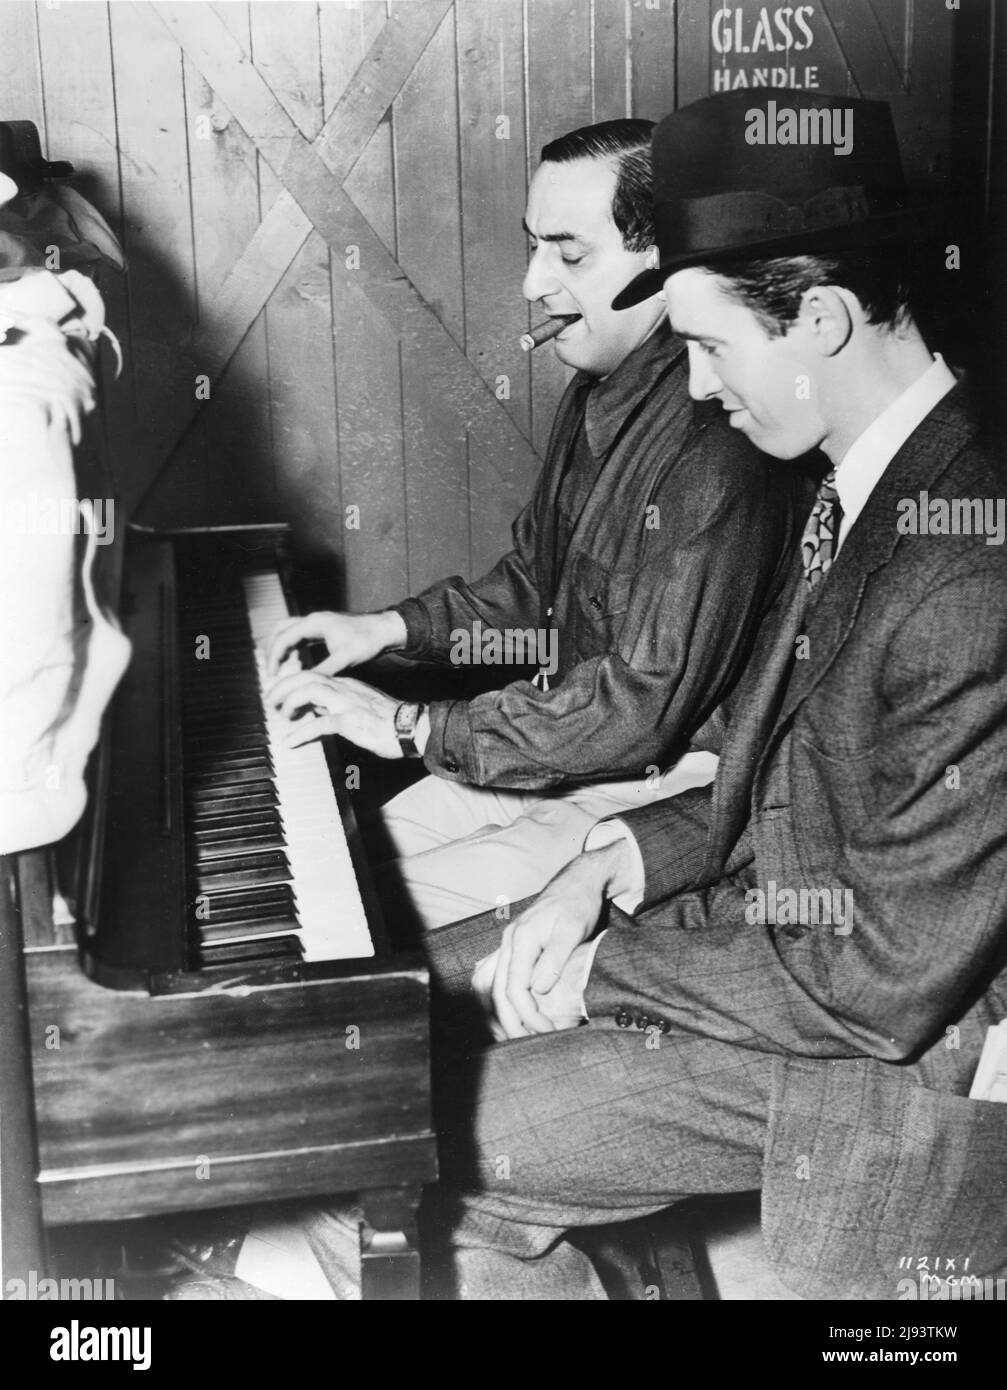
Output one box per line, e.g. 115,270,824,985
587,385,1007,1299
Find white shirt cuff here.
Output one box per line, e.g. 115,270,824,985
578,931,607,1021
582,817,646,915
414,709,431,757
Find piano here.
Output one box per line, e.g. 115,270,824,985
2,521,436,1300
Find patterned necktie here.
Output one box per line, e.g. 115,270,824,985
802,469,843,589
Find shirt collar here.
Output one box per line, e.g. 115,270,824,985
833,353,959,550
577,318,680,459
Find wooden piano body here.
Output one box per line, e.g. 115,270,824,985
1,522,437,1300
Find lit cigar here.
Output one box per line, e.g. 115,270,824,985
519,315,581,351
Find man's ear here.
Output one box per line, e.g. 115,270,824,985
798,285,853,356
644,244,659,270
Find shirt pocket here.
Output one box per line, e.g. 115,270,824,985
567,551,634,659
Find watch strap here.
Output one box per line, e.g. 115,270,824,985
393,701,425,758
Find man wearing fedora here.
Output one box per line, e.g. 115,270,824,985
420,92,1007,1300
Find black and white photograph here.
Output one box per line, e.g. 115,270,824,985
1,0,1006,1340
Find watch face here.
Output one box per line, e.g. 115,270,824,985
394,703,416,735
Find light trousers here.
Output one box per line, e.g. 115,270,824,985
378,751,718,930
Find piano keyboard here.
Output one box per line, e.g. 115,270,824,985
243,571,373,960
179,568,373,966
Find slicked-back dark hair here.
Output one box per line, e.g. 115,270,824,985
706,245,930,338
540,119,655,252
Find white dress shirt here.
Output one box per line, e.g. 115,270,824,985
833,353,958,552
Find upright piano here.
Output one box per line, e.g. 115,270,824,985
2,521,436,1300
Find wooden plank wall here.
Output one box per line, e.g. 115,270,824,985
0,0,977,611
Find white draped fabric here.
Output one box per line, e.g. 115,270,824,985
0,265,129,853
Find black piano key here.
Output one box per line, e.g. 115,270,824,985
193,899,297,933
188,693,264,707
183,721,267,744
186,752,274,776
189,788,278,819
200,936,303,966
183,730,268,754
179,616,250,629
192,830,285,862
183,723,267,745
182,691,259,707
185,756,273,777
179,638,256,654
196,869,293,894
196,884,296,921
192,811,282,835
185,742,270,761
198,914,300,943
194,839,290,872
192,811,281,839
196,852,293,893
195,844,290,873
178,622,235,633
181,687,264,707
178,621,253,634
180,657,257,670
181,657,259,672
181,669,260,687
192,834,284,858
196,899,296,930
189,767,276,792
183,719,265,737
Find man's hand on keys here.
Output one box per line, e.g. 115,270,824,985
265,672,406,759
265,609,407,679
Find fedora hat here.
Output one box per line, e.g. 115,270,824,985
613,91,943,310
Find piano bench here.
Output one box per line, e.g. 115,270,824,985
575,1193,805,1300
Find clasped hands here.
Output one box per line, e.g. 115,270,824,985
471,842,630,1040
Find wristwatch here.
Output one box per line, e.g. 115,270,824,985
393,701,425,758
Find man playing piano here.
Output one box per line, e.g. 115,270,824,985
416,93,1007,1299
265,118,809,933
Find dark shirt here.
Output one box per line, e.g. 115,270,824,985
554,380,601,549
393,319,811,789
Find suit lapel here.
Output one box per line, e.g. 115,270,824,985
774,385,981,732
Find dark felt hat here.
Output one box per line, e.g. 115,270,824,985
613,90,942,310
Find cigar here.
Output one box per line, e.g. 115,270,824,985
519,315,581,351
